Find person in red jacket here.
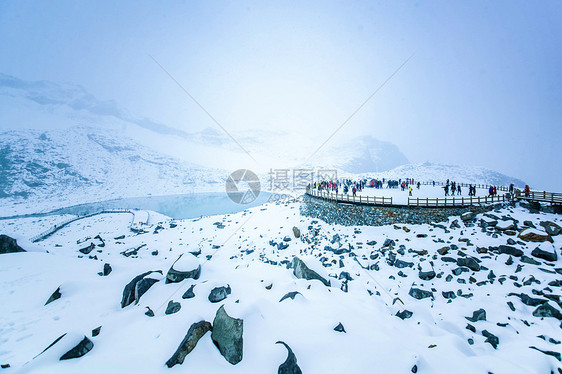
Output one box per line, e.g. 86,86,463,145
524,185,530,197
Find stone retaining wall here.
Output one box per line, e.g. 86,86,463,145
300,195,510,226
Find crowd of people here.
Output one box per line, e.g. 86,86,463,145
310,177,526,199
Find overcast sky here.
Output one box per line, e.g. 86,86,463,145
1,1,561,189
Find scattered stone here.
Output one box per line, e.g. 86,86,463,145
539,221,561,236
280,291,302,302
60,336,94,360
507,301,515,311
209,285,232,303
292,257,330,286
466,323,476,332
292,226,301,238
518,228,553,243
212,305,243,365
165,321,212,368
409,287,433,300
121,270,162,308
465,308,486,322
531,247,557,262
394,259,414,268
437,246,449,255
498,245,524,257
457,257,480,271
276,341,302,374
0,235,27,254
166,254,201,283
165,300,181,315
482,330,499,349
461,212,476,221
92,326,101,337
79,242,95,254
45,286,62,305
334,323,346,332
411,364,418,373
506,256,514,265
419,270,436,281
98,263,112,276
383,238,395,247
145,307,154,317
395,310,413,320
442,291,456,299
182,284,196,299
532,303,562,320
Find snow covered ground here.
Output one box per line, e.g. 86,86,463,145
1,199,561,373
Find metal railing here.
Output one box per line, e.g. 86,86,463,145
306,187,393,206
407,194,509,207
29,209,135,243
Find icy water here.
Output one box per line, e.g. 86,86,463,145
1,192,275,220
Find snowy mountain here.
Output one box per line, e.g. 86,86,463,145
354,162,526,187
0,127,226,216
0,74,410,174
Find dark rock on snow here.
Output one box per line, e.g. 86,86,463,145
212,305,243,365
531,247,558,262
409,287,433,300
45,286,62,305
532,303,562,320
120,270,162,308
465,308,486,322
166,321,212,368
292,257,330,286
395,310,413,320
482,330,499,349
208,285,231,303
280,291,302,302
498,245,524,257
276,341,303,374
0,235,25,254
334,322,346,332
60,336,94,360
182,284,196,299
165,300,181,315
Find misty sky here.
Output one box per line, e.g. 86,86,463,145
1,1,561,189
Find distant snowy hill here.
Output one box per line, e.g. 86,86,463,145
0,127,226,216
0,74,410,174
354,162,525,187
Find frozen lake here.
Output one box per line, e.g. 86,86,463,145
1,192,275,220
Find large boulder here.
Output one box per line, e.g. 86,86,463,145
457,257,481,271
465,308,486,322
276,341,302,374
533,302,562,320
461,212,476,221
165,321,212,368
166,254,201,283
498,245,523,257
211,305,243,365
539,221,561,236
36,333,94,361
518,228,553,243
409,287,433,300
531,246,558,262
292,257,330,286
0,235,25,254
121,270,162,308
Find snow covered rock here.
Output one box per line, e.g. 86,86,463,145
166,253,201,283
165,321,212,368
208,285,231,303
276,341,302,374
292,257,331,286
461,212,476,221
0,235,25,254
211,305,243,365
120,270,162,308
518,228,553,243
